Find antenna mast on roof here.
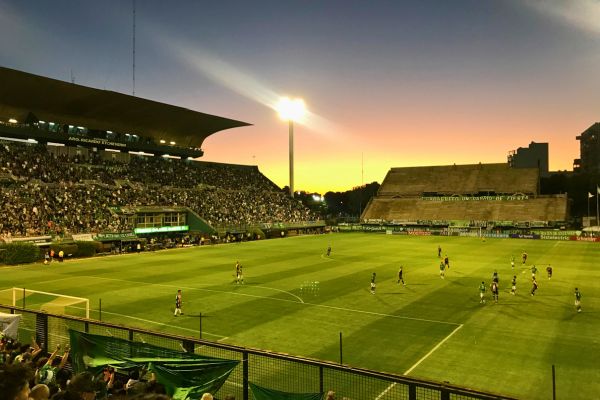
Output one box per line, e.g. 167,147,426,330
132,0,136,96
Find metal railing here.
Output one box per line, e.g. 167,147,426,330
0,305,515,400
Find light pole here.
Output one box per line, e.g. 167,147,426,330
276,97,306,198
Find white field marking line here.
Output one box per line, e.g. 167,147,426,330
89,276,305,304
375,382,396,400
88,276,458,327
97,309,225,339
2,276,85,292
403,324,464,375
252,285,304,303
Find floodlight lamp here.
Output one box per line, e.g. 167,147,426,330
160,139,166,144
276,97,306,122
170,141,176,145
8,118,17,124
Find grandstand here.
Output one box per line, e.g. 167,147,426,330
0,67,322,240
362,163,568,227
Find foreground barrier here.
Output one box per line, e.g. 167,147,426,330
0,305,515,400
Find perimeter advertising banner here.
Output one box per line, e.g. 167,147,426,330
570,236,600,242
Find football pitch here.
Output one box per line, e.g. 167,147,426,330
1,233,598,399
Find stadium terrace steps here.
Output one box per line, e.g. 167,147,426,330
378,163,538,197
364,163,566,224
362,196,568,222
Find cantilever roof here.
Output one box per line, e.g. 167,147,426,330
0,66,251,148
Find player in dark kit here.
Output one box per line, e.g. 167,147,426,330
511,275,517,295
174,289,183,316
530,279,538,296
522,252,528,264
444,255,450,269
438,245,442,258
236,262,244,284
370,273,376,294
397,266,405,285
492,270,499,284
491,281,499,303
326,245,331,257
574,288,582,312
546,265,553,280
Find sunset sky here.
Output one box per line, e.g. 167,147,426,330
1,1,599,194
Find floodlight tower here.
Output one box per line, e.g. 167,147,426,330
276,97,306,198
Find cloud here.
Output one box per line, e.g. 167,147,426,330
525,0,600,35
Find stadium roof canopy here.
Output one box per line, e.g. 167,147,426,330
0,66,251,148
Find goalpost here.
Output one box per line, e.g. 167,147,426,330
11,288,90,319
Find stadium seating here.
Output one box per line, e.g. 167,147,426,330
364,163,567,224
362,196,568,222
0,141,317,237
378,163,538,196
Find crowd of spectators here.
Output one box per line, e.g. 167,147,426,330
0,141,318,237
0,336,223,400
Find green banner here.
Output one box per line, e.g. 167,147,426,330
422,195,529,201
250,383,324,400
134,225,189,234
93,232,138,241
69,330,238,400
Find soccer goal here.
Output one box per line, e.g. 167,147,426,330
11,288,90,319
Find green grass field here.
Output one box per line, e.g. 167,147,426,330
1,233,598,399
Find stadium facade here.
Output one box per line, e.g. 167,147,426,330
362,163,568,229
573,122,600,174
507,141,549,177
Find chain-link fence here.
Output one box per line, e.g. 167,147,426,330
0,305,515,400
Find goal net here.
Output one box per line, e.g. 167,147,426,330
10,288,90,319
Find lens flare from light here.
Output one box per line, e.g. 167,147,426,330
276,97,306,122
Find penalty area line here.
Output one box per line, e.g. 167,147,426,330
403,324,464,376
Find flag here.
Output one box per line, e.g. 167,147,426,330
589,192,594,198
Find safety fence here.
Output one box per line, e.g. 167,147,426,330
0,305,515,400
